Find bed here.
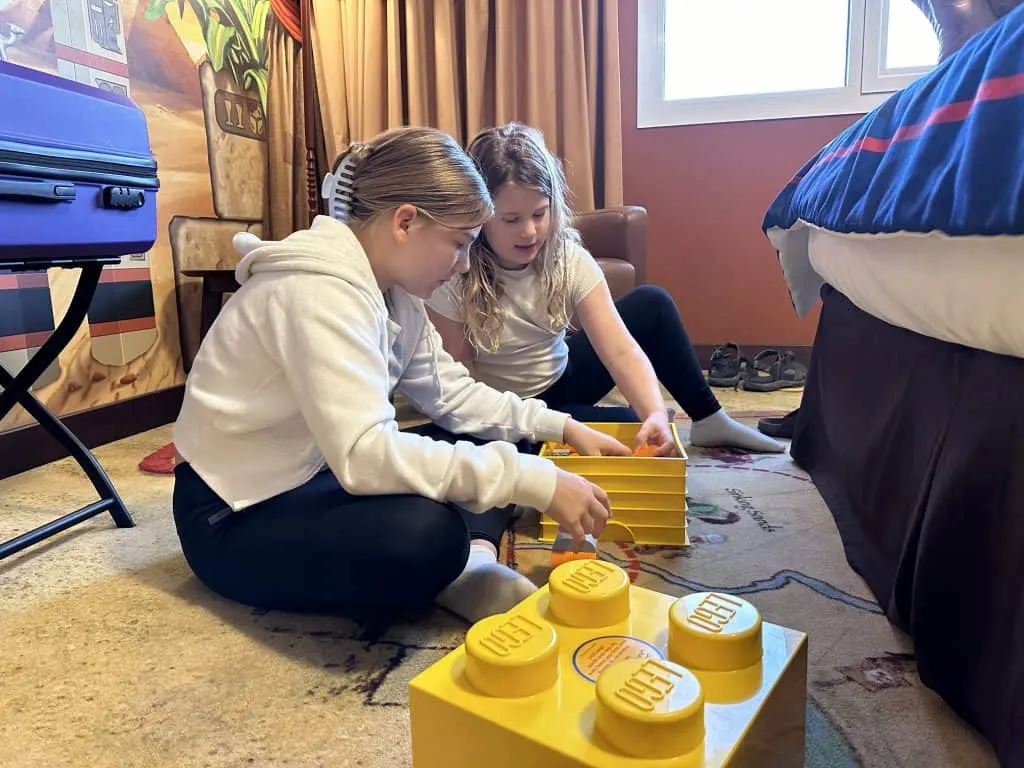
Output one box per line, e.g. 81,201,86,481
762,7,1024,766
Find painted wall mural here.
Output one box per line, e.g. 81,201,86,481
0,0,268,434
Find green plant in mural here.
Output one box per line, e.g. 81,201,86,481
144,0,269,110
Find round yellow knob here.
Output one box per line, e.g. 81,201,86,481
548,559,630,628
464,611,559,698
595,657,705,759
668,592,762,672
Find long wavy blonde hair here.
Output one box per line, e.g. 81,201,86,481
461,123,579,353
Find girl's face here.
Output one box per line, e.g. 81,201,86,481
388,205,479,298
483,183,551,270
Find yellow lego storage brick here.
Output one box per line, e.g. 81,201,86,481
409,560,808,768
538,422,688,547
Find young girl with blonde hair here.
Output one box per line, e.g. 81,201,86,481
172,126,627,624
427,122,783,455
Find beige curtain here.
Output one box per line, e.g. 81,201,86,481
264,16,312,239
307,0,623,211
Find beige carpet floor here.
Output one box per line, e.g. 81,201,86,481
0,388,997,768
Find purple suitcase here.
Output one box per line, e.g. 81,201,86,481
0,60,159,268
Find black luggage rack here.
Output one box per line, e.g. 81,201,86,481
0,254,134,560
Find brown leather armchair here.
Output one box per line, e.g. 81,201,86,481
573,206,647,300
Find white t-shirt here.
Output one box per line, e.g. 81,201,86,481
427,241,605,398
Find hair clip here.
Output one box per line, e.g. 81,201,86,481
321,142,368,222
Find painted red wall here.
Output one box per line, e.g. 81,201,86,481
618,0,861,347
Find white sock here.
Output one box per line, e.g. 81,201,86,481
689,409,785,453
436,542,538,623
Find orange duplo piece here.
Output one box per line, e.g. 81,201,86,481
550,549,599,568
632,443,659,457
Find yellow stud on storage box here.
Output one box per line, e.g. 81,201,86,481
464,612,560,698
668,591,763,671
594,657,705,760
409,561,809,768
548,559,631,628
667,591,765,704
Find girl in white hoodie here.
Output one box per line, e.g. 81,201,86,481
172,126,628,623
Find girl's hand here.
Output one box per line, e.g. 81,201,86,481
546,469,611,541
635,411,679,457
562,419,632,457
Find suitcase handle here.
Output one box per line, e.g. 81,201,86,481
0,179,76,202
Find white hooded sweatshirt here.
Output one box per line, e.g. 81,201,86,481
173,216,568,515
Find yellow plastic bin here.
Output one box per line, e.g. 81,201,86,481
538,422,688,547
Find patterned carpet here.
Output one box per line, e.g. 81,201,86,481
0,411,997,768
506,437,994,767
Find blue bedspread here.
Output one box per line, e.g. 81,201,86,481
763,5,1024,314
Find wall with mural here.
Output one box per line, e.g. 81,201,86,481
0,0,268,434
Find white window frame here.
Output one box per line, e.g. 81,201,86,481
636,0,937,128
861,0,938,93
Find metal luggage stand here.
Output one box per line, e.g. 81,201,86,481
0,254,134,560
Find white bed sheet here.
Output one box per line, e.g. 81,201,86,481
807,227,1024,360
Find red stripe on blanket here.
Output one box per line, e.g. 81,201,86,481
791,71,1024,182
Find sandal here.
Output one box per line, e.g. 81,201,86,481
743,350,807,392
707,342,745,388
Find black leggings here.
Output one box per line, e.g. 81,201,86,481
537,284,721,423
172,423,513,620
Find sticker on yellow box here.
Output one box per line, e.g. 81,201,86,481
571,635,664,683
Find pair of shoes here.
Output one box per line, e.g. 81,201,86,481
757,408,799,438
706,343,807,392
707,342,746,388
743,349,807,392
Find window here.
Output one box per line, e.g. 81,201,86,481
637,0,941,127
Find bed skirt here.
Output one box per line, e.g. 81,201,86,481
791,284,1024,766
